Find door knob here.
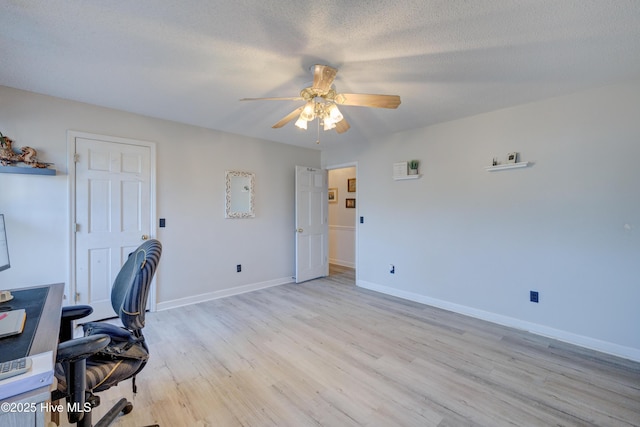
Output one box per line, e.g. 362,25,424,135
296,228,303,233
141,234,149,240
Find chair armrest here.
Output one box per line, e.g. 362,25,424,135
59,305,93,342
57,334,110,363
61,305,93,321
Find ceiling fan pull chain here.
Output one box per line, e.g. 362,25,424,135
316,117,321,144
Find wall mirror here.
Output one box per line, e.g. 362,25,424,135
225,171,255,218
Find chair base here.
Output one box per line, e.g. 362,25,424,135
64,397,158,427
93,398,131,427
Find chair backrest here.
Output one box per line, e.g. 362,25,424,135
111,239,162,331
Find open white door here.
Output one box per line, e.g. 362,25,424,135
295,166,328,283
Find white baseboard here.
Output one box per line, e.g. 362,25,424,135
329,258,355,268
156,276,294,311
357,280,640,363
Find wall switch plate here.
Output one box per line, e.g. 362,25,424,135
360,216,364,224
237,264,242,272
159,218,166,228
530,290,539,303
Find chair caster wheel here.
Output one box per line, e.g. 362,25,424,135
122,402,134,414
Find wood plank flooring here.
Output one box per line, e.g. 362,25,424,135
60,265,640,426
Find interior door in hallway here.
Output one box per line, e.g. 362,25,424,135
74,135,154,321
295,166,328,283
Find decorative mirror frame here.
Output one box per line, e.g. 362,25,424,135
225,170,255,218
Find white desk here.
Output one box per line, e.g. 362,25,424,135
0,283,64,427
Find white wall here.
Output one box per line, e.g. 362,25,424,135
0,86,320,307
322,79,640,361
328,167,356,267
3,81,638,360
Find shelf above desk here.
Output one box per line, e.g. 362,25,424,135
0,165,56,175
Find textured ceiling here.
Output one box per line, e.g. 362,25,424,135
2,0,640,148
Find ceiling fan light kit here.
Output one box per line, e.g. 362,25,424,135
241,64,401,139
294,100,344,131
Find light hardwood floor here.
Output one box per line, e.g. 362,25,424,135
61,265,640,426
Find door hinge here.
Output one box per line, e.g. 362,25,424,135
75,292,80,303
74,153,80,162
73,223,80,232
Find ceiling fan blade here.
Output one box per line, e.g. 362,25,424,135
334,118,350,134
272,106,304,128
312,64,337,93
334,93,401,109
240,97,303,101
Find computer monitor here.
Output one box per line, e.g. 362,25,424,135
0,214,10,272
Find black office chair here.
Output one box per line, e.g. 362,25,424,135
53,239,162,427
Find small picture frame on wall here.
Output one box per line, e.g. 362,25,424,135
347,178,356,193
506,152,518,164
328,188,338,203
345,198,356,208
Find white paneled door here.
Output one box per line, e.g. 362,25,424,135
295,166,328,283
74,135,154,321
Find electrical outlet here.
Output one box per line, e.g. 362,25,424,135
530,290,539,303
237,264,242,273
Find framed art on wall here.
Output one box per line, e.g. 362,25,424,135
347,178,356,192
328,188,338,203
345,198,356,208
506,152,518,164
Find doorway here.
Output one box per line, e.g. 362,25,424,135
68,131,157,321
327,164,357,279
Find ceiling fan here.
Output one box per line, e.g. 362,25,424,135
240,64,401,134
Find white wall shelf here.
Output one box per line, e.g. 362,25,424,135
393,174,421,180
485,162,529,172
